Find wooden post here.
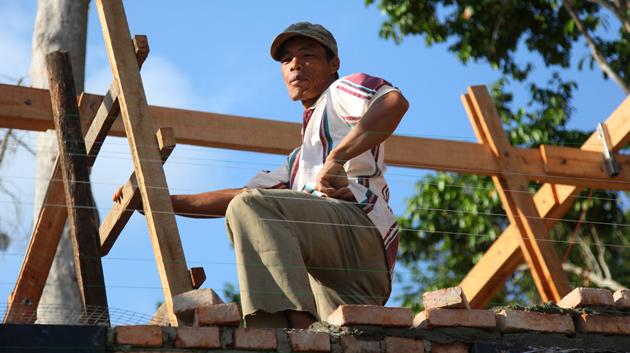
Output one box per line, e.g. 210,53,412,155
46,50,109,324
462,86,571,303
96,0,193,325
4,38,149,324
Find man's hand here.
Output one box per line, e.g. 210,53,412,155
315,159,355,201
112,184,145,214
112,185,124,203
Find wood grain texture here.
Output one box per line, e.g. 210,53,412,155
46,51,109,322
96,0,191,325
463,89,630,308
2,84,630,190
99,128,175,255
461,87,570,305
3,37,149,324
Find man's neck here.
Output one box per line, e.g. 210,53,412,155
300,76,337,109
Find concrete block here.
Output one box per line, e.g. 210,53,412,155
114,325,162,347
234,328,277,351
423,286,470,309
384,336,424,353
413,308,495,329
613,289,630,309
495,309,574,334
557,287,614,309
339,336,380,353
195,303,241,327
327,305,412,327
175,326,220,349
575,314,630,335
289,330,331,352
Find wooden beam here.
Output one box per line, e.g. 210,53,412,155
461,92,630,308
84,35,149,164
3,40,149,324
2,84,630,190
189,267,206,290
99,128,175,255
96,0,192,326
46,51,109,322
463,86,571,302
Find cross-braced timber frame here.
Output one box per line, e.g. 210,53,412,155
2,0,630,326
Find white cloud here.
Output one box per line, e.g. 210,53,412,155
141,56,198,108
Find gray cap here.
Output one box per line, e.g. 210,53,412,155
270,22,338,61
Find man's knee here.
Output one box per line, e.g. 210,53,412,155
225,188,266,221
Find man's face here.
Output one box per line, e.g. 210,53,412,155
279,36,339,106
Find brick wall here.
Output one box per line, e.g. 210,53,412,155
106,288,630,352
2,287,629,352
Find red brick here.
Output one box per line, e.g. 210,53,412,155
175,326,220,349
431,342,469,353
234,328,277,351
195,303,241,326
115,325,162,347
327,305,412,327
413,308,495,330
575,314,630,335
384,336,424,353
495,309,574,334
339,336,380,353
151,288,224,325
423,286,470,309
289,330,330,352
557,287,614,309
613,289,630,309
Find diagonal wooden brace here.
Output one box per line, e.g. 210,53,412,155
97,0,193,326
461,90,630,308
462,86,571,303
99,128,175,255
3,37,149,324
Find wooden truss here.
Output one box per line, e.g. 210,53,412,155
2,0,630,326
3,0,198,326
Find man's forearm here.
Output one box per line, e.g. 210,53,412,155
171,188,246,218
327,91,408,163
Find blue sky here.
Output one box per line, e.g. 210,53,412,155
0,0,626,321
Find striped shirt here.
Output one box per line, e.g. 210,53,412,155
245,73,400,273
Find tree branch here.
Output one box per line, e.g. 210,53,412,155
562,262,625,291
591,227,613,280
587,0,630,31
0,129,12,167
565,0,630,94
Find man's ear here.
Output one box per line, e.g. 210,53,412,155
330,56,340,74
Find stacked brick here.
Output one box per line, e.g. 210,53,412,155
108,286,630,353
558,287,630,336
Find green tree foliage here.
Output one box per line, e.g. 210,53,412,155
366,0,630,310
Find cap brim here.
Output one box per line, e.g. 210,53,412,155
270,32,303,61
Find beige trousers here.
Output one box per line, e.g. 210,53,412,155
225,188,390,327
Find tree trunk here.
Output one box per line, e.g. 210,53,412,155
30,0,91,325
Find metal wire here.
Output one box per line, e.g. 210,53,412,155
0,302,165,326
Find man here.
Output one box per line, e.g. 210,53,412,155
114,22,408,328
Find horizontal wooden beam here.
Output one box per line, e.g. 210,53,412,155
2,83,630,190
99,128,175,255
